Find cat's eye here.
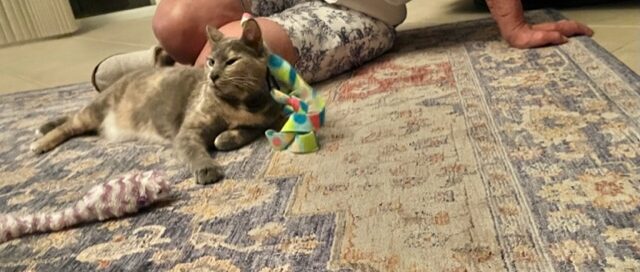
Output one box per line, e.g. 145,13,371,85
226,58,239,65
207,58,215,67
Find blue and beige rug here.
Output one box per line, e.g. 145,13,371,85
1,10,639,272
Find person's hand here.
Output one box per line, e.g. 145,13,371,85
503,19,594,49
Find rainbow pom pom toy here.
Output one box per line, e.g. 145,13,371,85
265,54,326,153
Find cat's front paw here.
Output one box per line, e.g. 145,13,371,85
194,165,224,185
214,135,240,151
29,141,48,154
214,129,260,151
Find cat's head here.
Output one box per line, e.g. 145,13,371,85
204,19,272,110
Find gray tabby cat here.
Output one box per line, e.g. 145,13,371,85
30,19,283,185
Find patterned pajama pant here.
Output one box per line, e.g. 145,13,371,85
250,0,396,83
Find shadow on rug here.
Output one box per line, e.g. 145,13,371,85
1,9,639,272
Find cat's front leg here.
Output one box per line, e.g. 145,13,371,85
174,128,224,185
214,128,263,151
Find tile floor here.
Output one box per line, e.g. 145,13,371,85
0,0,638,94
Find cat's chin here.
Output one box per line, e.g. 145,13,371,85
209,84,222,95
207,83,224,95
209,86,234,102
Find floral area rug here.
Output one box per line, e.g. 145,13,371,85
1,9,639,272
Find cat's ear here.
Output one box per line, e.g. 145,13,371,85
206,25,224,44
241,19,263,50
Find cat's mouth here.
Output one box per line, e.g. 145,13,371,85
211,84,225,97
210,78,236,90
210,84,235,100
208,78,219,88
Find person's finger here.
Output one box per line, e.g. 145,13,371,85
531,22,559,31
509,30,568,48
558,20,594,37
532,20,594,37
532,30,568,47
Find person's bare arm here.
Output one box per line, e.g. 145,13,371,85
485,0,594,48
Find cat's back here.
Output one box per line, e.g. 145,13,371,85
118,66,202,93
101,66,204,143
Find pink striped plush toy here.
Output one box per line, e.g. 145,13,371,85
0,170,170,243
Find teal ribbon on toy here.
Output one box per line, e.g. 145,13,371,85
265,54,326,153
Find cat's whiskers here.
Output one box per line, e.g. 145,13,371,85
223,75,261,82
220,77,260,90
223,74,256,80
233,82,259,91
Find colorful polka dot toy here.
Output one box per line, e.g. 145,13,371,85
240,12,326,153
265,54,326,154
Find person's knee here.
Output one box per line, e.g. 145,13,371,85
152,0,242,39
152,0,243,64
152,0,196,44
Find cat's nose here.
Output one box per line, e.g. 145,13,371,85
210,74,219,82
